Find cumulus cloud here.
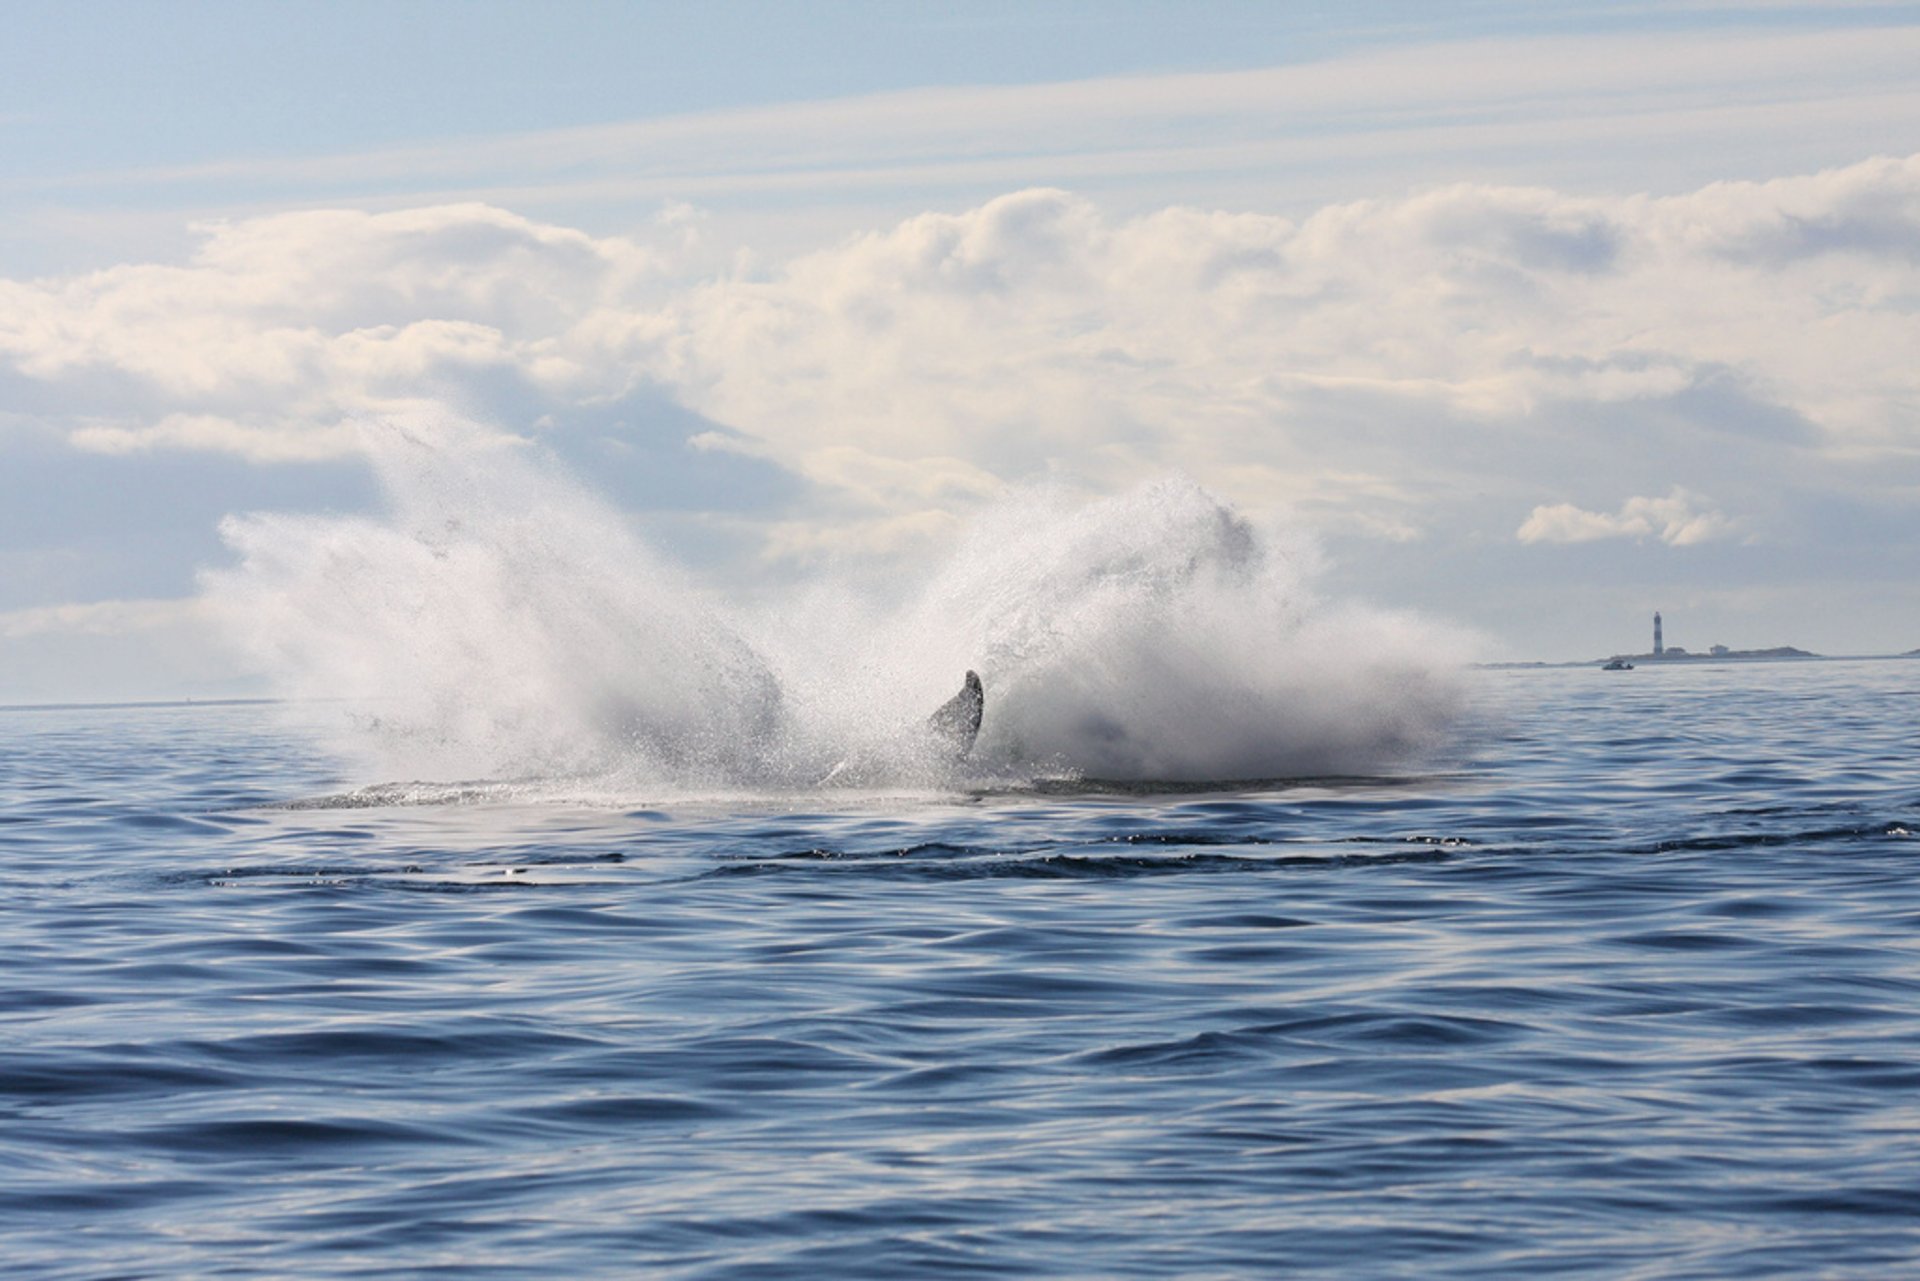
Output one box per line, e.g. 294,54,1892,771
624,159,1920,527
1,154,1918,553
0,203,663,459
1517,489,1735,546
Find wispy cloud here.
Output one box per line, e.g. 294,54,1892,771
14,26,1919,220
68,414,365,463
0,596,205,639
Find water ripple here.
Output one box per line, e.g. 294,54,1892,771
5,664,1920,1277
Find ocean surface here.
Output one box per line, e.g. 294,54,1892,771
4,657,1918,1279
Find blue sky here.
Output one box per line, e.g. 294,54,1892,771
4,1,1920,699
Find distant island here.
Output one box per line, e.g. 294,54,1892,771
1479,641,1917,672
1478,614,1920,670
1597,645,1818,665
1479,648,1917,671
1591,611,1826,666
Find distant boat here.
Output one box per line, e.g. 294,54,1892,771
1602,659,1634,671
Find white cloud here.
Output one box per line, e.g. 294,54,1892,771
627,158,1920,520
29,27,1920,221
1518,489,1736,546
0,153,1917,552
0,203,663,459
0,596,206,639
68,413,364,462
685,429,765,458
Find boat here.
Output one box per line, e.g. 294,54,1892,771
1602,659,1634,671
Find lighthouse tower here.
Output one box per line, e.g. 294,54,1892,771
1653,611,1664,657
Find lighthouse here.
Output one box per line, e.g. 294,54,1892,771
1653,611,1664,657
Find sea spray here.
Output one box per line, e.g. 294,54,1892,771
203,415,1469,791
784,478,1469,781
203,417,786,784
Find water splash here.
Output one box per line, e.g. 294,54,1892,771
203,416,1468,792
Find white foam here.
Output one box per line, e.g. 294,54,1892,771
203,414,1469,792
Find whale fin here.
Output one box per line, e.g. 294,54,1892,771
927,669,984,757
817,671,984,785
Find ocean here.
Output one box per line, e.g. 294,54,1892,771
4,656,1918,1279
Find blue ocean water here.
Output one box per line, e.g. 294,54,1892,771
3,658,1918,1279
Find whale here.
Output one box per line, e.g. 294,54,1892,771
926,670,984,758
815,670,983,786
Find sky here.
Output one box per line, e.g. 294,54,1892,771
3,0,1920,700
